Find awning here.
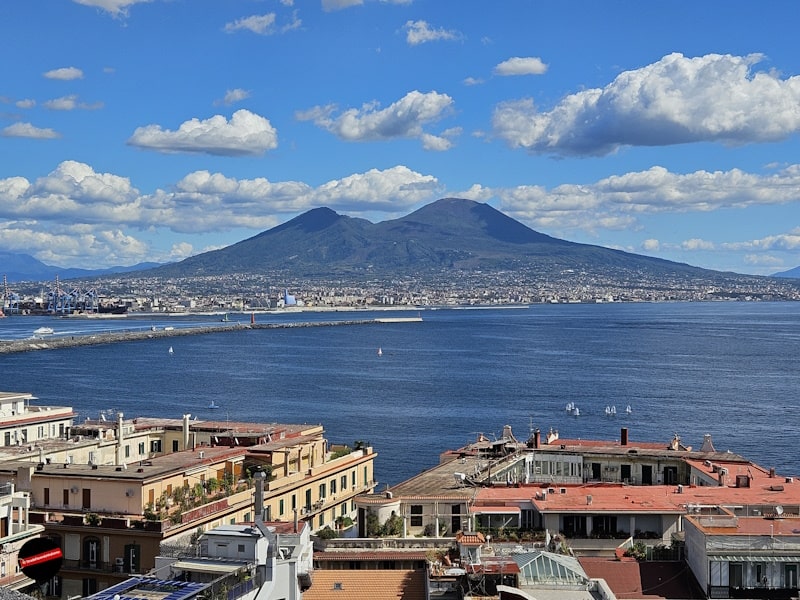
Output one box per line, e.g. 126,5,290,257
711,555,800,563
171,560,244,574
470,506,521,514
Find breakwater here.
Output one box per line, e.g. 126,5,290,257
0,317,422,355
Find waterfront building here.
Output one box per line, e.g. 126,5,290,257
0,481,42,591
0,390,376,599
87,473,315,600
0,391,75,450
685,508,800,599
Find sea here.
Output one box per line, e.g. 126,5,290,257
1,302,799,488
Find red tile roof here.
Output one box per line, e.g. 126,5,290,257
303,569,426,600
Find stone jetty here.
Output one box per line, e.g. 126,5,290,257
0,317,422,355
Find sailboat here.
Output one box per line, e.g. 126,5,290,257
377,347,383,357
209,400,220,409
168,346,174,356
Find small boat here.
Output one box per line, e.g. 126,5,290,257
625,405,632,414
168,346,174,355
377,347,383,357
605,406,611,416
209,401,220,409
565,402,574,412
221,313,230,322
571,406,580,417
33,326,54,337
610,405,616,416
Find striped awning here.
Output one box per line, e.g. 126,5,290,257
711,555,800,563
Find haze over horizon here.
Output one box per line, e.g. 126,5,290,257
2,1,800,275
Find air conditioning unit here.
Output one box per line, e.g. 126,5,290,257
2,543,12,553
125,489,134,497
70,486,79,494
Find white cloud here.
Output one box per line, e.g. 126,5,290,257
215,88,251,106
642,239,660,251
297,90,454,149
322,0,363,11
127,109,278,156
224,14,277,35
493,52,800,156
723,232,800,252
403,20,461,45
1,123,60,139
43,95,103,111
72,0,152,17
43,67,84,81
15,99,36,109
490,164,800,238
681,238,715,251
463,77,483,86
494,57,548,76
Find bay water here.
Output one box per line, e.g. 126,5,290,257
1,302,799,487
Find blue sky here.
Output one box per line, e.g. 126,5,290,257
2,0,800,275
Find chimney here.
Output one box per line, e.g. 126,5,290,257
116,412,125,465
620,427,628,446
182,414,190,450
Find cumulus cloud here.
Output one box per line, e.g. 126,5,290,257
297,90,454,149
224,13,277,35
403,20,461,45
16,99,36,109
642,239,660,251
493,52,800,156
215,88,251,106
1,123,60,139
322,0,362,11
681,238,715,251
494,57,547,76
127,109,278,156
0,161,441,265
43,95,103,111
72,0,153,17
488,164,800,241
43,67,84,81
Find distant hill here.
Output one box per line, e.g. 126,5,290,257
143,197,717,280
0,251,161,283
772,266,800,279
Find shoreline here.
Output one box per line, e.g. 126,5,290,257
0,317,422,355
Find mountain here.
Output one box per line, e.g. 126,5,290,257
0,251,161,283
772,266,800,279
144,198,713,279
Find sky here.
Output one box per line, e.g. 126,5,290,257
2,1,800,276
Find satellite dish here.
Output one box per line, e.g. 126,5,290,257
776,505,784,516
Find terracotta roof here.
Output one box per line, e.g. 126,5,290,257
314,551,428,562
456,531,485,546
580,558,705,599
303,569,426,600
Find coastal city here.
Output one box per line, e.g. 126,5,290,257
4,267,800,319
2,390,800,599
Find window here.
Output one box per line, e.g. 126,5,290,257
138,442,145,455
330,478,337,494
363,466,368,485
341,475,347,490
279,499,285,516
62,489,69,506
151,439,162,453
3,432,10,446
238,544,245,553
291,494,296,510
411,505,423,527
319,483,326,498
44,487,50,505
319,513,324,528
351,471,356,487
172,440,179,452
125,444,130,458
305,489,312,509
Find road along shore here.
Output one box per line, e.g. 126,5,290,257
0,317,422,355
